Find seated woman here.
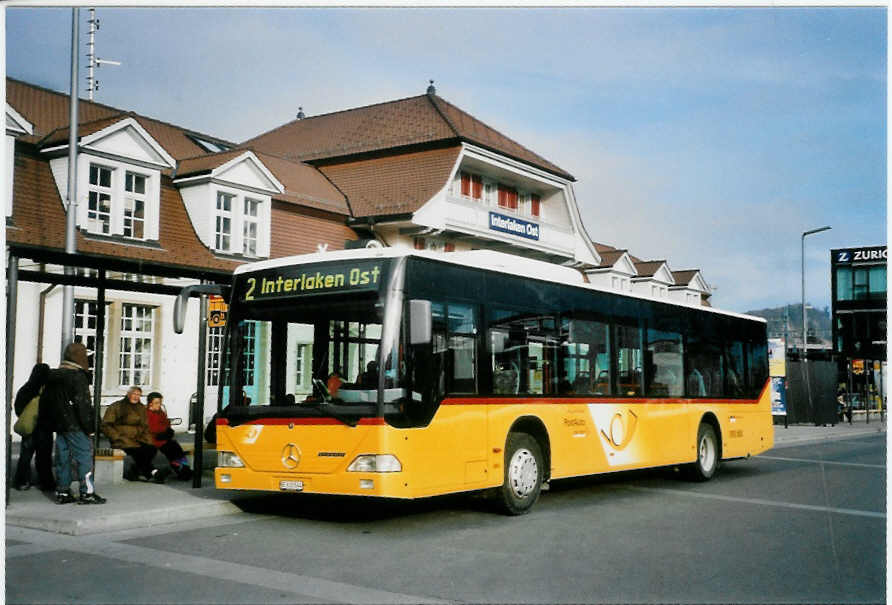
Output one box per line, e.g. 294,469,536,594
101,386,171,483
146,392,192,480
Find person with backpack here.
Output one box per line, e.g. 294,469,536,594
38,342,106,504
13,363,54,491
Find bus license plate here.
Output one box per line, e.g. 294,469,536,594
279,480,304,492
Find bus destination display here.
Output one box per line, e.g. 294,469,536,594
240,261,384,302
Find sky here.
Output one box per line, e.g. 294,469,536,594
4,6,887,314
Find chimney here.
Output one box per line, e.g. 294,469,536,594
296,107,305,119
426,80,436,95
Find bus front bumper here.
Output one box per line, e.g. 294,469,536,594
214,467,411,498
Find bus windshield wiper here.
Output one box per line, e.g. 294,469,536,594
302,399,358,427
305,379,358,426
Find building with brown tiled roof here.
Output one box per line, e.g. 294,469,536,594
5,78,359,424
6,76,713,430
246,83,600,266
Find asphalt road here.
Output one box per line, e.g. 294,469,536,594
7,433,886,604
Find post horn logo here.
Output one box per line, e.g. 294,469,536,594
600,409,638,451
281,443,301,469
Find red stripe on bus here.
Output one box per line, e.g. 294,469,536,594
235,417,386,426
440,395,762,406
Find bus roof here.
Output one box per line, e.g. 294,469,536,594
234,248,766,324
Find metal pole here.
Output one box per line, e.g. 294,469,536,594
92,270,106,452
801,226,831,425
61,8,80,352
6,255,18,504
192,289,208,489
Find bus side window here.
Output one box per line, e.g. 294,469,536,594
489,309,558,396
746,340,768,398
645,328,683,398
615,323,643,397
686,336,723,398
725,341,746,397
560,317,610,396
447,303,478,394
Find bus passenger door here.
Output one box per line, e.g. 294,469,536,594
405,302,488,495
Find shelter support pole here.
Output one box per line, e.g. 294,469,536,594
192,288,208,489
6,254,18,504
61,7,80,351
92,270,106,451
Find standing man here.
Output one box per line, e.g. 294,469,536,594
38,342,106,504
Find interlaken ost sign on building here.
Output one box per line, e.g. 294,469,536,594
489,212,540,241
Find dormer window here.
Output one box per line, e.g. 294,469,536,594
84,162,153,240
87,164,113,234
211,188,267,257
243,198,260,256
215,191,234,251
124,172,147,239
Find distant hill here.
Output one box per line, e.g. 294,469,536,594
745,303,831,344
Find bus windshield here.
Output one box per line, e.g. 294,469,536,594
218,257,416,424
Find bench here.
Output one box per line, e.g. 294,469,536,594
94,447,126,485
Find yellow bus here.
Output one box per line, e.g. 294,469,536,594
203,248,772,514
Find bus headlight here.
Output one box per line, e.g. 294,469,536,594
218,451,245,468
347,454,402,472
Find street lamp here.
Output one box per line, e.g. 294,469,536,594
801,226,831,360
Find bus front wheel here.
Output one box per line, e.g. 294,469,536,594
686,423,719,481
495,433,544,515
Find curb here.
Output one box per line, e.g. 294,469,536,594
772,427,886,449
6,500,243,536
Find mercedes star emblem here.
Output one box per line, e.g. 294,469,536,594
281,443,301,469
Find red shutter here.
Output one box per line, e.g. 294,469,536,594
508,188,518,210
414,237,425,250
460,172,471,197
498,185,507,208
531,194,540,217
471,175,483,200
444,242,455,252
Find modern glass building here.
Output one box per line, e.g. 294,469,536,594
830,245,887,410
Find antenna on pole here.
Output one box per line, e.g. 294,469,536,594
86,8,121,101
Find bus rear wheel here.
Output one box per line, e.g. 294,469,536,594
495,432,544,515
686,423,719,481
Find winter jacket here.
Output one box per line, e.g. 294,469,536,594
38,362,94,434
15,363,50,416
101,398,154,449
146,407,174,448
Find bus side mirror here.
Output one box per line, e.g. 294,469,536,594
173,284,230,334
409,299,432,345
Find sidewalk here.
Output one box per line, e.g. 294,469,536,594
772,413,886,447
6,417,885,536
4,470,262,536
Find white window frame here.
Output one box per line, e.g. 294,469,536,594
206,326,225,386
209,186,270,257
243,197,261,257
74,299,100,374
123,171,148,240
75,154,161,240
118,303,154,387
215,191,235,252
87,163,113,235
295,343,308,391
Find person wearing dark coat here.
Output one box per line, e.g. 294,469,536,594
13,363,54,491
38,342,106,504
101,386,171,483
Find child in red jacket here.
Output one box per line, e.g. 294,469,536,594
146,392,192,480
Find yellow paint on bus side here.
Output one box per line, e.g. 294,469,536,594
215,385,773,499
